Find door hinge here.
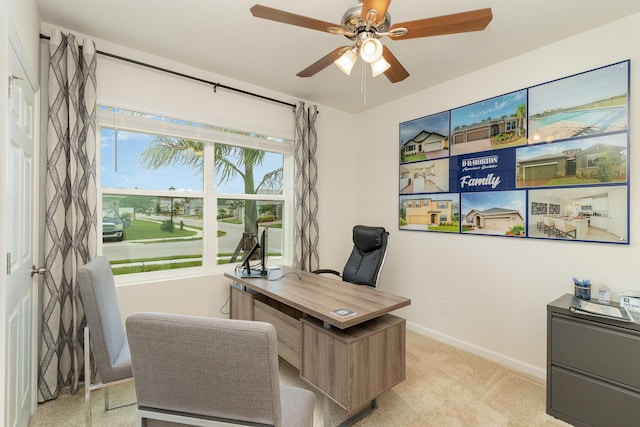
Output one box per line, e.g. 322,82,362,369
8,74,23,98
6,252,11,275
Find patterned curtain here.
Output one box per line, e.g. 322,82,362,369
38,29,98,402
294,101,319,271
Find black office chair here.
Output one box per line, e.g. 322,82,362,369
313,225,389,287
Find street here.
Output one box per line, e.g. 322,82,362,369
102,218,282,264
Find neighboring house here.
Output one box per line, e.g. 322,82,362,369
518,143,626,182
464,207,523,230
452,116,521,145
403,130,449,155
403,198,453,225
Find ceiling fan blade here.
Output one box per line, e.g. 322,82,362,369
361,0,391,25
382,45,409,83
297,47,350,78
390,8,493,40
250,4,344,33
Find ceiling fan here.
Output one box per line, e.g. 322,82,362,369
250,0,492,83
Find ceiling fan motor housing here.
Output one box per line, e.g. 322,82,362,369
341,4,391,40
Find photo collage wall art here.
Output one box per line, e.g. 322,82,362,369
398,60,629,244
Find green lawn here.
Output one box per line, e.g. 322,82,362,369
546,177,625,186
124,219,197,240
402,153,426,162
428,222,460,232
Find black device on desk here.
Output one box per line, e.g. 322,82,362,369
239,227,269,278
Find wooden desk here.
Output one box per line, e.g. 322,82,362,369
225,267,411,424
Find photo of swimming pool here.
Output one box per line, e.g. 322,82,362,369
528,61,628,143
529,106,627,141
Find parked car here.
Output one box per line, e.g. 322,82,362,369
102,207,124,241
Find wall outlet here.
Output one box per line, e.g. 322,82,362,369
441,300,449,315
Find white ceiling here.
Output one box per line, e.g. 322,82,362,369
36,0,640,114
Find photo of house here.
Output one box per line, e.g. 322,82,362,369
461,191,526,236
401,131,449,159
399,194,459,232
450,90,527,156
399,159,449,193
528,61,628,143
516,133,627,187
400,111,450,162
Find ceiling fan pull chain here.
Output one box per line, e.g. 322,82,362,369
362,62,367,105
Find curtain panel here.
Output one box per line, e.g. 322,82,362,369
294,101,319,272
38,29,98,402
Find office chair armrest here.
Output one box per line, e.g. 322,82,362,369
311,268,341,277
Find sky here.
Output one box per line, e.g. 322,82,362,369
400,193,459,203
399,111,449,146
528,61,628,115
516,133,627,161
451,90,526,130
100,129,283,194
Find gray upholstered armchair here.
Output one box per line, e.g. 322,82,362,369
126,312,315,427
77,256,134,426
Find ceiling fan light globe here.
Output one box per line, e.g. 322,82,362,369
371,56,391,77
360,38,383,63
334,49,358,76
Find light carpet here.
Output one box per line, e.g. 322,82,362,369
28,330,569,426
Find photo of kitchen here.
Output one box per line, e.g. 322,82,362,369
399,158,449,194
527,185,628,243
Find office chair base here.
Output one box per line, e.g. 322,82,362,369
137,407,261,426
84,327,135,426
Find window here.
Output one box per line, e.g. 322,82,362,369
98,107,292,276
586,154,599,168
439,214,448,222
505,120,517,132
437,202,448,209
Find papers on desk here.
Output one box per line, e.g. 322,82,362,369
331,308,357,317
569,297,633,322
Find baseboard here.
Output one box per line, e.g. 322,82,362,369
406,321,546,380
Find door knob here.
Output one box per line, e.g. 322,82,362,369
31,265,47,277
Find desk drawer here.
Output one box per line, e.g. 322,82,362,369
551,316,640,389
254,300,301,369
550,366,640,427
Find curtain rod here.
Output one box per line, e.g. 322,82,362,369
39,33,297,111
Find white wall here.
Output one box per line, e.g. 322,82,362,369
6,0,39,72
355,13,640,378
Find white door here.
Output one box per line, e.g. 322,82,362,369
4,42,38,427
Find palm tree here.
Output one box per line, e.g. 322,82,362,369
516,104,526,137
140,136,282,256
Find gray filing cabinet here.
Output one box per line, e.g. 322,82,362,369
547,294,640,426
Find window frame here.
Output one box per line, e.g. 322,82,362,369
96,106,294,283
